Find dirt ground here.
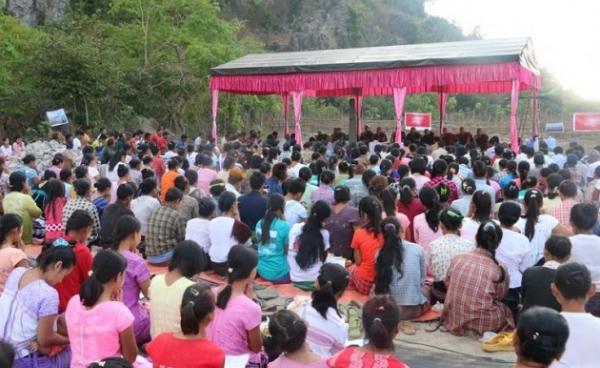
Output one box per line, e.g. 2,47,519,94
394,324,515,367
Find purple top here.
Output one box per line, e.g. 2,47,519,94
122,250,151,341
325,205,361,260
311,185,335,206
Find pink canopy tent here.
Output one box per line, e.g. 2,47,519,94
209,38,541,152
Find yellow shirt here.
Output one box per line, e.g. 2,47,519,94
148,274,195,338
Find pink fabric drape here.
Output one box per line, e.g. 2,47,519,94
531,90,539,137
292,91,303,146
211,90,219,141
393,87,407,145
438,92,448,134
282,94,289,137
211,62,540,96
355,95,363,137
510,80,520,153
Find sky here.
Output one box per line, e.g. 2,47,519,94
425,0,600,102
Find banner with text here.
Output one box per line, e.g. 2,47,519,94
405,112,432,130
573,113,600,132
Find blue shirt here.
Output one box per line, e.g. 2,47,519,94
255,218,290,281
265,176,283,195
18,167,38,188
238,191,268,230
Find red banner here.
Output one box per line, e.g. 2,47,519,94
573,113,600,132
405,112,432,129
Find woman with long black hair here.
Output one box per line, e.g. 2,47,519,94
443,221,514,336
515,189,571,265
412,187,442,251
256,193,291,283
349,196,384,295
374,217,428,335
288,201,332,290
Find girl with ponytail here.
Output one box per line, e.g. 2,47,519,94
348,196,384,295
208,245,264,366
288,263,349,358
327,295,409,368
516,189,571,265
113,215,151,345
0,244,74,367
256,193,291,283
443,221,515,336
66,249,139,367
147,284,225,368
264,310,326,367
0,214,27,293
412,187,443,251
396,177,425,242
461,190,493,244
374,217,428,335
288,201,332,290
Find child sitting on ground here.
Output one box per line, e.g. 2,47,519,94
266,310,327,368
147,283,225,368
288,263,350,358
113,215,151,345
0,214,27,294
207,245,264,366
521,236,571,312
513,307,569,368
327,295,409,368
65,250,138,367
550,262,600,366
53,210,94,312
185,197,216,256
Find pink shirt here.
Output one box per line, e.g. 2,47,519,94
65,295,134,368
207,293,262,363
269,355,327,368
412,213,443,252
0,247,27,294
196,168,217,194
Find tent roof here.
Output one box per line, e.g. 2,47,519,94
211,38,539,76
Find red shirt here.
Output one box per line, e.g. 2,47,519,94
351,228,384,282
151,133,168,154
147,332,225,368
327,347,407,368
151,156,165,180
397,198,426,242
54,242,93,312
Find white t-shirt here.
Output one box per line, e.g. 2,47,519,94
0,145,12,158
496,227,533,288
72,137,82,150
551,312,600,367
287,296,348,358
287,223,330,282
131,195,160,236
287,163,305,179
569,234,600,288
208,217,251,263
285,200,307,226
587,161,600,179
516,214,559,264
185,218,211,253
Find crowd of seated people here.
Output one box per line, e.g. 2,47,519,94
0,125,599,367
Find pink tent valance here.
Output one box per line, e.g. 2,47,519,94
210,62,540,97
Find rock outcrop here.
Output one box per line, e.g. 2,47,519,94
4,0,69,25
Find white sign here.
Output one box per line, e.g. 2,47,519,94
46,109,69,127
545,122,564,133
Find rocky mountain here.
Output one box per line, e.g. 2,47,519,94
218,0,465,51
3,0,68,25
